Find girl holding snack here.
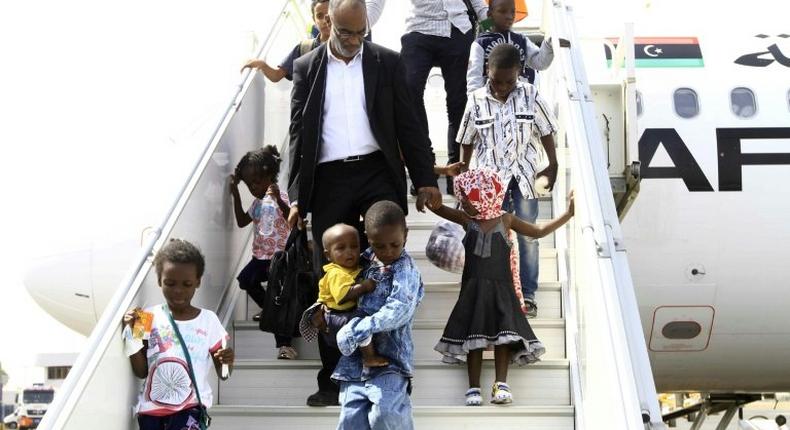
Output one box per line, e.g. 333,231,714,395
123,239,234,430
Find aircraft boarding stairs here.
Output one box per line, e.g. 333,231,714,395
39,1,666,429
213,195,572,428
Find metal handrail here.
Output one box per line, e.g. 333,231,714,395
39,1,296,427
547,0,665,428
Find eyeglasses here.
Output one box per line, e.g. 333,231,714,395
332,24,368,41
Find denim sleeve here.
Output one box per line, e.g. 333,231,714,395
336,268,420,356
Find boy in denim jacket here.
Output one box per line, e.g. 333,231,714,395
333,201,424,430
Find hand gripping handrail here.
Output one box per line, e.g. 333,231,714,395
39,1,295,428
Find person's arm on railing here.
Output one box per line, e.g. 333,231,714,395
240,59,288,83
507,192,574,238
229,175,253,228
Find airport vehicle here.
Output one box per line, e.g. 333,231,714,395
3,385,54,430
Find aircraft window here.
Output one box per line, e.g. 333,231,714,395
662,321,702,339
636,90,643,116
673,88,699,118
730,87,757,118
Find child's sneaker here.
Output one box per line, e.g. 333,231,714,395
524,298,538,319
465,387,482,406
490,381,513,404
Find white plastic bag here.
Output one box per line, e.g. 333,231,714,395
425,220,465,274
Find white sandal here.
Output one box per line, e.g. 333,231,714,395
491,381,513,404
465,387,482,406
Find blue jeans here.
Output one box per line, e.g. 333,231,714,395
337,373,413,430
501,179,539,301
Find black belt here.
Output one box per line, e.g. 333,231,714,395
324,151,383,165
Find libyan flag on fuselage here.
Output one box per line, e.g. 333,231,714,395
604,37,704,67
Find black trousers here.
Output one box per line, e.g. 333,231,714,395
401,26,475,194
309,152,401,392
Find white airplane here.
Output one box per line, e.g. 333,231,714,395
569,0,790,397
24,0,790,428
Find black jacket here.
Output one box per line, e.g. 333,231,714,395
287,41,438,215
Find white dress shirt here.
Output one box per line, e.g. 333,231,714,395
319,44,381,163
405,0,488,37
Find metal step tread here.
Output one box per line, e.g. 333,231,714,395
231,358,569,370
234,318,565,331
406,194,552,205
211,404,574,417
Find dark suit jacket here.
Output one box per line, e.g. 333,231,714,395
287,41,438,216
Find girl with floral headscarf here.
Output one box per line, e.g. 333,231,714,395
431,168,574,406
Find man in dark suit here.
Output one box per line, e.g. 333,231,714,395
287,0,441,407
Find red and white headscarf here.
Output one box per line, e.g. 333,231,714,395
453,168,506,220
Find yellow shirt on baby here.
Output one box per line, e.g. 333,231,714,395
318,263,362,311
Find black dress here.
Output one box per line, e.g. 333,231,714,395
434,220,545,365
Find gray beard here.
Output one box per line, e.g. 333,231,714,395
330,38,360,58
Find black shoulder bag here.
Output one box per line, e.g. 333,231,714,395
259,227,317,336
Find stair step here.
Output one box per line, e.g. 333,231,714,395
210,405,574,429
219,359,570,407
233,318,566,360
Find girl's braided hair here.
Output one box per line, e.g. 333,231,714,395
234,145,282,181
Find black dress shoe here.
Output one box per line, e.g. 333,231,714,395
252,311,263,322
306,390,340,406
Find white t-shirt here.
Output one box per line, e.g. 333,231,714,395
135,305,228,416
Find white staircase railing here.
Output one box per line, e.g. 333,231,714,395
38,2,302,428
543,0,666,428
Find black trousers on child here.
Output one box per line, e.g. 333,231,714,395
137,408,201,430
400,26,475,194
309,152,401,393
237,257,292,347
